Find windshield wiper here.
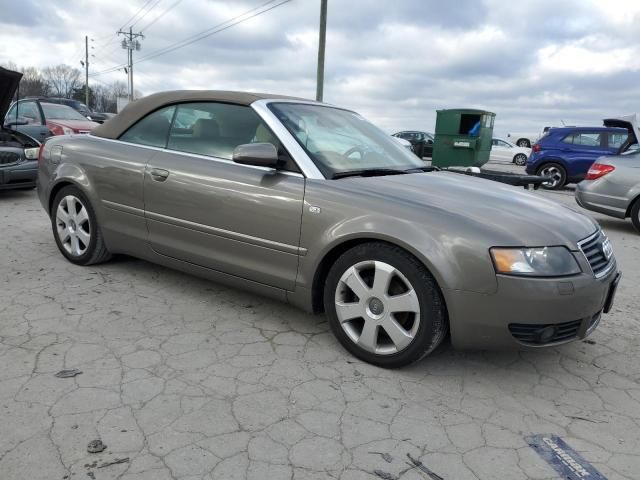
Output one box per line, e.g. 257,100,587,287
331,168,409,179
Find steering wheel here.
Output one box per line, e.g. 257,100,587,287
343,146,367,158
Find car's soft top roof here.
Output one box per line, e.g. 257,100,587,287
549,126,629,133
92,90,310,139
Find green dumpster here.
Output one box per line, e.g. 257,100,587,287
432,109,495,168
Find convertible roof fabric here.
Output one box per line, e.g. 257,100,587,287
92,90,309,139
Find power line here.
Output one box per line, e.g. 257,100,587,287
118,0,156,31
131,0,164,28
136,0,290,64
89,0,291,77
138,0,184,32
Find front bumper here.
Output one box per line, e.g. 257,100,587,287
0,161,37,190
445,266,620,350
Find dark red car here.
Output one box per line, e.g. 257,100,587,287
5,99,99,136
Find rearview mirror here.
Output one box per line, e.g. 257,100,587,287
232,143,280,169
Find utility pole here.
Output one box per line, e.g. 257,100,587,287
84,35,89,106
316,0,327,102
118,27,144,102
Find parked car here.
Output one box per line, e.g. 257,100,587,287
38,91,620,367
393,136,414,153
392,131,433,158
507,127,550,148
490,138,530,166
5,99,99,137
0,67,41,191
575,151,640,233
525,127,629,190
23,97,113,123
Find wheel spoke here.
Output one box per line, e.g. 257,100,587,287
58,229,70,244
66,196,77,216
56,204,70,224
380,316,413,351
76,227,90,248
70,233,81,256
358,319,378,352
335,301,363,323
343,267,370,299
386,290,419,314
76,206,89,225
372,261,395,297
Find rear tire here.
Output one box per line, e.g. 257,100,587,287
631,198,640,233
538,162,567,190
517,139,531,148
323,242,447,368
513,153,527,166
51,185,111,265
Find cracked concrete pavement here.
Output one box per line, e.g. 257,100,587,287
0,181,638,480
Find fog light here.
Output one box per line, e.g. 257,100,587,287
536,326,557,344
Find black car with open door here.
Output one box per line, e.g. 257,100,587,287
0,67,41,191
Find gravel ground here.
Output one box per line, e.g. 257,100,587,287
0,170,638,480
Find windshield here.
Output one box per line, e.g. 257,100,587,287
41,103,88,121
269,103,424,177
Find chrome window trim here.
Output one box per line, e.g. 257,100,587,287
251,99,327,180
86,134,304,178
577,230,616,279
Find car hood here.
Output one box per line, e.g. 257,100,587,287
338,172,598,247
48,119,99,130
0,66,22,120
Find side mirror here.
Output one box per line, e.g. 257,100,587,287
5,118,29,127
232,143,280,169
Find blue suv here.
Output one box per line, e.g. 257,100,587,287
525,127,629,189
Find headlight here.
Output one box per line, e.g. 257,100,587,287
490,246,580,277
62,127,74,135
24,147,39,160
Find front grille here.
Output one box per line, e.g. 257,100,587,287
578,230,615,278
0,151,20,165
509,319,583,345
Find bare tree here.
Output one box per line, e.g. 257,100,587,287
42,64,81,98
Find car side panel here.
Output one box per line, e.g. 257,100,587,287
38,135,151,250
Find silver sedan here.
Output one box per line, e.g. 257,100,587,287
37,91,621,367
575,151,640,233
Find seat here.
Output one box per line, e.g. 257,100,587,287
193,118,220,140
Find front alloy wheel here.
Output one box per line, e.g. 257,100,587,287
324,242,447,368
335,260,420,355
513,153,527,166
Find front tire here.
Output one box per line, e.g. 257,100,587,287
630,198,640,233
517,139,531,148
51,186,111,265
513,153,527,166
323,242,447,368
538,162,567,190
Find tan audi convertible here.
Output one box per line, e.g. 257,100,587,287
37,91,620,367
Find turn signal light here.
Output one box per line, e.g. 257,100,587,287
586,163,615,180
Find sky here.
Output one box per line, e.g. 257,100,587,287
1,0,639,135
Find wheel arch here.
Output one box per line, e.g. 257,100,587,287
625,191,640,218
48,178,89,216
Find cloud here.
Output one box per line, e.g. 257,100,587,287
1,0,640,135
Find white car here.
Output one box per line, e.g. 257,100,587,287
490,138,531,166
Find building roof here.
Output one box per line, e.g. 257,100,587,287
91,90,310,139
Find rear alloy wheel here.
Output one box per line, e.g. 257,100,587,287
324,242,447,368
538,163,567,190
631,198,640,233
517,139,531,148
513,153,527,166
51,186,111,265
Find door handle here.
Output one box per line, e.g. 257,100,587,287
149,168,170,181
